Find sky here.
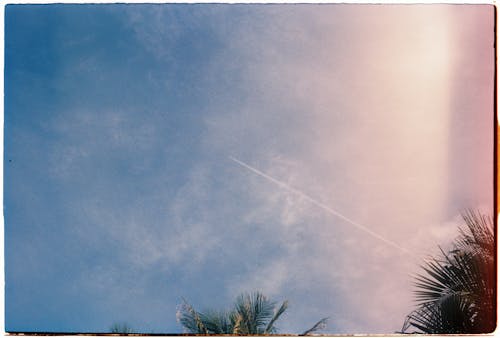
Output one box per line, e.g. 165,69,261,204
4,3,495,334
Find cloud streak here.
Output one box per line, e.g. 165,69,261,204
229,156,415,257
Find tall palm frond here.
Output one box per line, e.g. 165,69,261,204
402,210,495,333
233,292,276,334
459,210,494,256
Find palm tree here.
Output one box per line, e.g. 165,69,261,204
176,291,328,335
400,210,495,333
109,322,134,334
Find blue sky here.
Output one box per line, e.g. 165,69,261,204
4,4,495,334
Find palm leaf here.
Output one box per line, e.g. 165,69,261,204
198,310,232,334
176,298,208,334
264,300,288,334
234,292,275,334
300,317,329,336
401,210,495,334
177,291,329,334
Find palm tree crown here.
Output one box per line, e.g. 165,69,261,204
177,291,328,335
401,210,495,333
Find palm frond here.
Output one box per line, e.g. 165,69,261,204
110,322,134,334
234,292,275,334
176,299,208,334
407,294,476,333
300,317,329,336
198,310,233,334
401,210,495,334
177,291,329,335
264,300,288,334
232,313,243,335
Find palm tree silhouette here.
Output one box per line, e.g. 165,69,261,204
109,322,134,334
400,210,495,333
177,291,328,335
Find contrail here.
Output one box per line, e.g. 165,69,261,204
229,156,413,256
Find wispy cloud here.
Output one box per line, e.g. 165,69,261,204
229,156,414,256
5,4,493,334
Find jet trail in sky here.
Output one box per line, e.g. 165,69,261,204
229,156,414,256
